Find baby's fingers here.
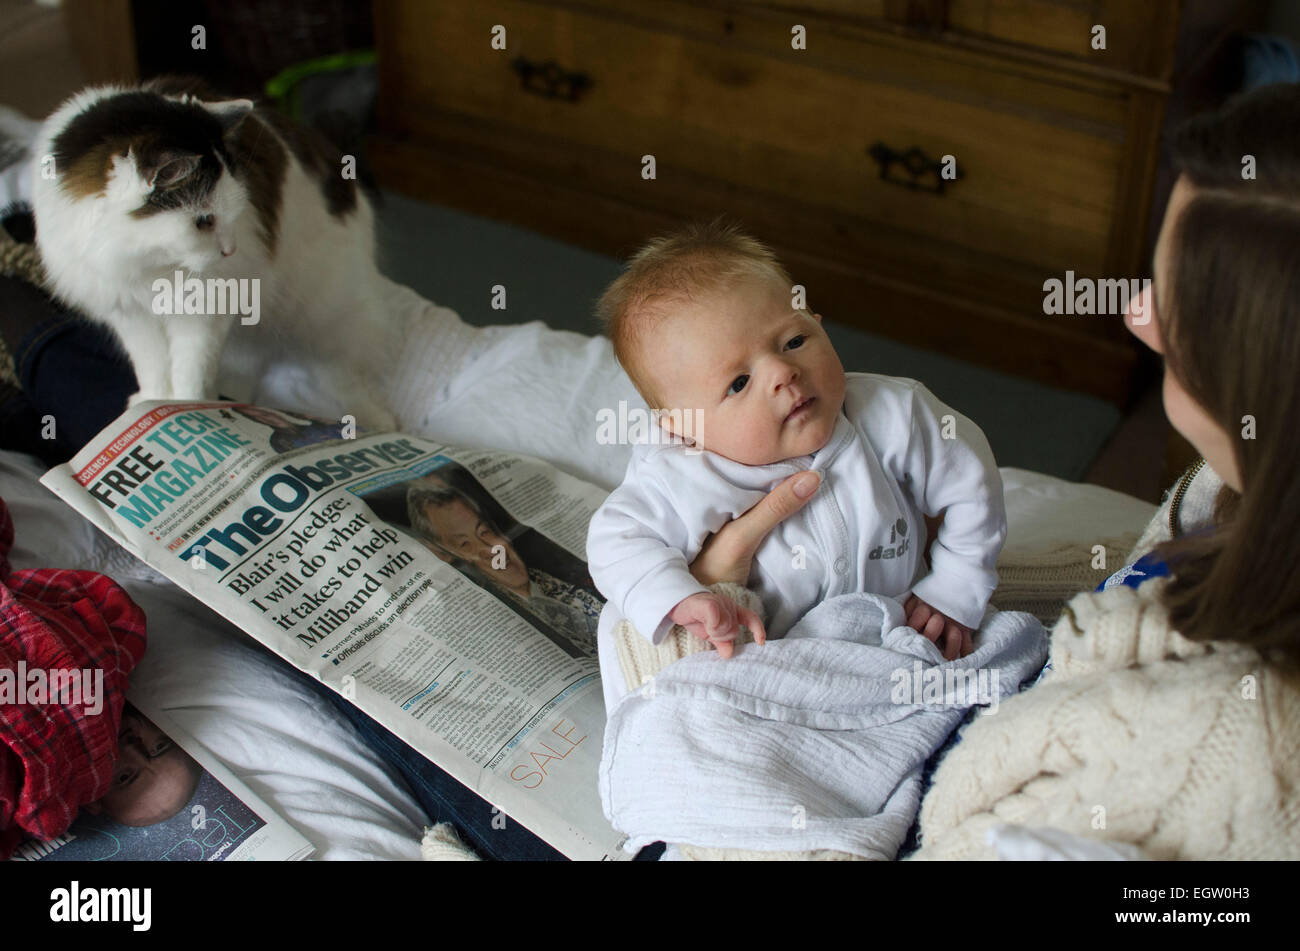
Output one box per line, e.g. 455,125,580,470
939,621,973,660
937,624,958,661
713,637,735,659
738,606,767,646
703,603,737,643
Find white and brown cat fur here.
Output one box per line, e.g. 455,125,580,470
31,77,396,428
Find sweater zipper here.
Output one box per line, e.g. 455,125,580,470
1168,457,1206,540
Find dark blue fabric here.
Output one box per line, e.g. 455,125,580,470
899,620,1053,857
7,309,136,464
1240,35,1300,90
265,649,561,860
1096,549,1170,592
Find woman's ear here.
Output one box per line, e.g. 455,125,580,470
1124,284,1163,354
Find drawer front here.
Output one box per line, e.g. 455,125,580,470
379,0,1130,274
753,1,1181,77
946,0,1179,76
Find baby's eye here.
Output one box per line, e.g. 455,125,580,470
728,375,749,395
785,335,806,350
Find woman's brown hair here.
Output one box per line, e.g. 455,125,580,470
1157,84,1300,666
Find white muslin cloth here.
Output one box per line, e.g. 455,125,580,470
599,593,1047,859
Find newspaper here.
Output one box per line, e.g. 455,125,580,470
10,695,313,861
40,401,629,860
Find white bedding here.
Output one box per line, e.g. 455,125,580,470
602,595,1047,858
5,275,1156,859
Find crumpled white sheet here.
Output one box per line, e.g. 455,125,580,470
600,593,1047,859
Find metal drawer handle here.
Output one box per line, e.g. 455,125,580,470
867,142,961,194
511,57,593,102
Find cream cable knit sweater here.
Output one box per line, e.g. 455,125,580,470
912,467,1300,860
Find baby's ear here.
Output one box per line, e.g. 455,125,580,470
811,312,824,324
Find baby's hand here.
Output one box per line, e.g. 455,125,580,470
902,594,973,660
669,592,767,659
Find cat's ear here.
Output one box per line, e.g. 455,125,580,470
139,150,202,189
204,99,255,135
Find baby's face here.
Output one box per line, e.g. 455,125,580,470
643,278,846,465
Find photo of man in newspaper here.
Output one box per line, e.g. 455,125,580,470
395,464,602,661
11,703,270,862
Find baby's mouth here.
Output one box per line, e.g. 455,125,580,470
785,396,816,422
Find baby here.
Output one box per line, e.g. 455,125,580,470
586,221,1007,700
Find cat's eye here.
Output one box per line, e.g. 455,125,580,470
785,335,806,350
195,214,214,231
728,374,749,395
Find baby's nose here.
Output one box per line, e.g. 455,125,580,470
771,360,799,389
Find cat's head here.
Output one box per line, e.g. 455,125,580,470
44,88,255,272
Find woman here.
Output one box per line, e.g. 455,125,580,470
693,84,1300,859
913,85,1300,860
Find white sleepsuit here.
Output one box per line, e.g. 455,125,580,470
586,373,1008,711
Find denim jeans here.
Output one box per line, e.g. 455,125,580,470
0,281,137,465
274,649,662,861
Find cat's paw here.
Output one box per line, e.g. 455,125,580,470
357,406,397,433
126,390,163,408
344,397,397,433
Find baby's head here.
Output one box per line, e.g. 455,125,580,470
598,220,846,466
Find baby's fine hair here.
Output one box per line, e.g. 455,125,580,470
596,219,792,407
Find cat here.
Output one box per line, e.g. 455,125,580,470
30,77,397,429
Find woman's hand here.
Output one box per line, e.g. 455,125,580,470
688,471,821,586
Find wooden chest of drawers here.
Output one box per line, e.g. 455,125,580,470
371,0,1252,402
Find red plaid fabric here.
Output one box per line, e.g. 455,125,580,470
0,497,147,858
